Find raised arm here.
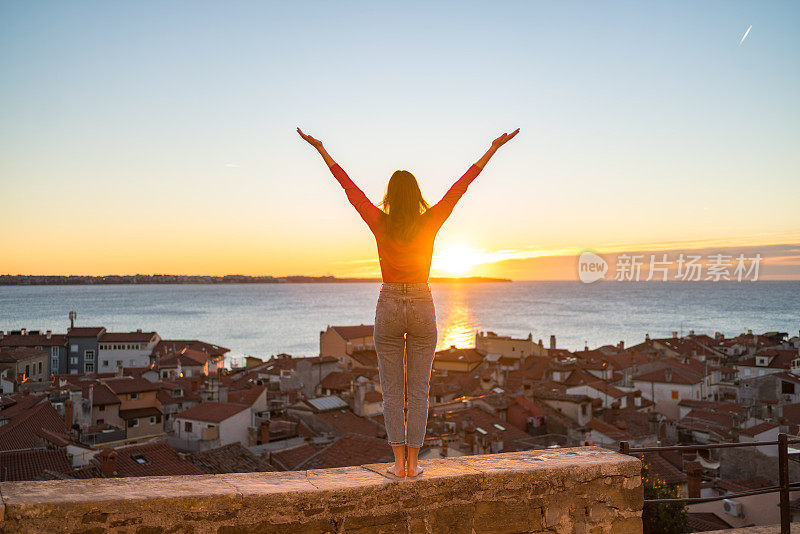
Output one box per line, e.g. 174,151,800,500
429,128,520,227
297,128,384,231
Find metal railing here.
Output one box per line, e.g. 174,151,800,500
619,433,800,534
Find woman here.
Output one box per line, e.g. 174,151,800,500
297,127,519,477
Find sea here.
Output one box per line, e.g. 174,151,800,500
1,281,798,365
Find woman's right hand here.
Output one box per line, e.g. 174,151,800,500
297,127,324,149
491,128,520,150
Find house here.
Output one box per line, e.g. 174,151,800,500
84,382,123,428
0,330,67,377
66,327,106,374
632,365,707,419
171,401,252,451
0,347,49,386
152,339,229,373
0,401,69,451
532,391,593,427
91,442,204,477
103,377,163,440
98,330,160,372
474,331,545,359
433,346,484,373
566,380,628,409
734,348,800,379
156,349,209,379
295,433,393,469
739,422,780,456
319,325,374,365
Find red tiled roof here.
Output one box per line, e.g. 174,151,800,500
687,512,732,531
586,418,631,442
100,332,157,343
152,340,229,358
271,443,321,471
0,394,49,420
330,325,374,340
634,366,702,385
643,452,688,486
434,347,485,363
445,406,532,452
227,385,266,407
185,442,276,473
103,377,159,395
0,449,74,481
158,349,208,368
0,347,48,363
93,442,204,477
740,421,778,437
0,333,67,347
67,327,106,338
349,349,378,369
298,434,393,469
315,410,383,438
83,383,121,406
119,407,162,420
0,402,69,451
174,401,249,423
716,476,773,492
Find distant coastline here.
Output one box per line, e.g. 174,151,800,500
0,274,511,285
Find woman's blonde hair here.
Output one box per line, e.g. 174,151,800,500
378,170,430,242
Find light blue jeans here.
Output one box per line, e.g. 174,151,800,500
373,282,438,448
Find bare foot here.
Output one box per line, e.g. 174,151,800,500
406,465,423,478
386,463,405,477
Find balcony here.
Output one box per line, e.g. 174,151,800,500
0,446,641,533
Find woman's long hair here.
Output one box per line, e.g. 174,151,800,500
378,170,430,242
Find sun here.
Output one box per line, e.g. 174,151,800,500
433,246,483,276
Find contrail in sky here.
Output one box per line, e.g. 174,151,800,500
739,25,752,45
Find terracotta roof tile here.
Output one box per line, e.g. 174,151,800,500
297,434,393,469
67,327,106,338
175,401,249,423
100,332,157,343
93,442,204,477
184,442,275,473
329,325,374,340
0,449,74,481
0,402,68,451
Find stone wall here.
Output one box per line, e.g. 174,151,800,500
0,446,642,534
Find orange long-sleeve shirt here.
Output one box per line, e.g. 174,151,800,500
329,162,483,282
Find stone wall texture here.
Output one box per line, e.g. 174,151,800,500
0,446,642,534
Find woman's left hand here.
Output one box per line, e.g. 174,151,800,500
297,127,324,149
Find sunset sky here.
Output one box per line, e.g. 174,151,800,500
2,2,798,280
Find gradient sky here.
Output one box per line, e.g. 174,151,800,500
2,1,798,279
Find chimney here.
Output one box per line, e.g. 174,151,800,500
634,391,642,407
550,335,557,350
136,328,142,333
688,330,695,336
747,329,753,336
672,331,678,339
260,420,270,445
0,331,3,341
618,340,625,352
99,450,119,477
664,368,673,382
46,330,52,339
686,463,702,499
116,364,124,378
20,328,27,336
64,399,74,427
645,333,651,344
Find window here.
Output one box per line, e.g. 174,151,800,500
96,419,104,424
71,344,78,353
51,358,58,371
84,350,95,361
98,405,105,411
130,392,138,400
25,365,30,376
70,356,78,365
149,416,156,424
696,391,700,399
130,418,139,427
185,421,193,432
131,454,148,464
51,347,59,357
38,362,42,374
85,362,94,373
782,381,796,395
116,360,123,367
671,390,679,400
102,360,109,367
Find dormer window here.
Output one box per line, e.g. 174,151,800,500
756,357,769,367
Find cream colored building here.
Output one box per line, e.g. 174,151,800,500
475,331,546,359
319,325,374,367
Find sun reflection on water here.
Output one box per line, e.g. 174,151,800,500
436,284,476,350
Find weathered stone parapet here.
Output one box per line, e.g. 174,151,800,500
0,446,642,533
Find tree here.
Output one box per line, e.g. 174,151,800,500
642,462,689,534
